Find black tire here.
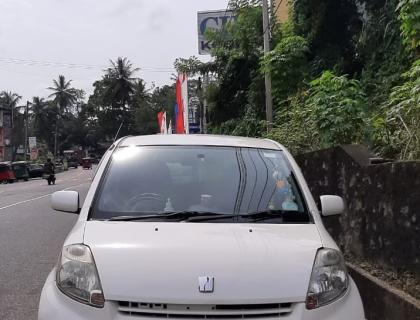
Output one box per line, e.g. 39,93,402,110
24,178,29,182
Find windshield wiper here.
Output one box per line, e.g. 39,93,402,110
107,211,226,221
108,210,301,222
185,210,287,222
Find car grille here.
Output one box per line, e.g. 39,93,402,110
117,301,294,319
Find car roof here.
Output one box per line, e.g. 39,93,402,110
119,135,283,150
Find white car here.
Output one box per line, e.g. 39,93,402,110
38,135,364,320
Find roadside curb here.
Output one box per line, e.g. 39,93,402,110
347,262,420,320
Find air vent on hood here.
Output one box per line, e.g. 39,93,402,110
117,301,294,319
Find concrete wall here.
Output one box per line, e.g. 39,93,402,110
295,145,419,298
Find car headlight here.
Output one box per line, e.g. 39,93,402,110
56,244,105,308
306,248,348,309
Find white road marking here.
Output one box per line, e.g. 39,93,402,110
0,183,88,211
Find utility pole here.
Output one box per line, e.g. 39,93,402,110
202,73,209,134
54,102,59,158
24,101,29,161
262,0,273,131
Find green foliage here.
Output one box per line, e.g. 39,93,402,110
397,0,420,52
261,35,309,104
374,60,420,159
292,0,362,75
265,91,321,155
210,106,266,137
358,0,411,110
306,71,366,146
174,56,215,76
0,91,21,111
205,2,265,125
47,75,77,112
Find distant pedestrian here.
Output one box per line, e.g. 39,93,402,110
43,158,55,175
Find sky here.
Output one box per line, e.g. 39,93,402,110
0,0,228,103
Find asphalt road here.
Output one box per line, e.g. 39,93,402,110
0,167,94,320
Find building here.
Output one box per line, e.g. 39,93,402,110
0,108,13,161
273,0,289,23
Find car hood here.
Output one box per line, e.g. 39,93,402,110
84,222,321,304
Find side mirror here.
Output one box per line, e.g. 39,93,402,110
51,191,80,214
320,195,344,216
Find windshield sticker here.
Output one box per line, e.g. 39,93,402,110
282,200,299,211
263,152,277,158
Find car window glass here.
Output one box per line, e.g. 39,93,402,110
93,146,309,223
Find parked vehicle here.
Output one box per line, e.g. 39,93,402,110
81,157,92,170
28,164,44,178
12,161,30,181
0,162,16,184
64,149,84,166
39,135,364,320
54,160,65,173
67,157,78,169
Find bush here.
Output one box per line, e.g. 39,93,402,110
374,60,420,159
306,71,366,146
265,91,321,155
261,35,309,104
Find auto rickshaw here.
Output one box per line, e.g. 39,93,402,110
82,157,92,170
0,162,16,184
12,161,30,181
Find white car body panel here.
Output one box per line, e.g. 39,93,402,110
84,222,321,303
39,135,365,320
39,271,364,320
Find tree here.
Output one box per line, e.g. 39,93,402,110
306,71,366,146
0,91,21,111
0,91,22,128
205,2,265,126
47,75,77,113
104,57,139,110
47,75,78,155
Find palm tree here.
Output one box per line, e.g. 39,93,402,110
0,91,21,109
104,57,139,110
47,75,77,113
0,91,22,127
47,75,77,156
30,97,50,130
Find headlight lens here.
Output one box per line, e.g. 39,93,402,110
56,244,105,308
306,248,348,309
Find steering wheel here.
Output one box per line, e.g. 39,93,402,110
125,193,166,212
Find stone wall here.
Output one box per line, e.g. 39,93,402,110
295,145,419,298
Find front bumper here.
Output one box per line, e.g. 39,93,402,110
38,270,364,320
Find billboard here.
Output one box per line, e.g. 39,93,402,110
197,9,235,55
29,137,37,149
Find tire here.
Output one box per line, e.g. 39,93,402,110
24,178,29,182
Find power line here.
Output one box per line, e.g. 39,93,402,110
0,57,175,73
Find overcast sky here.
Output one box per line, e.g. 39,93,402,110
0,0,228,103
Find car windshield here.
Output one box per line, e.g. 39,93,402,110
92,146,310,223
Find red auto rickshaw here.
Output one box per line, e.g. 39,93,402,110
81,157,92,170
0,162,16,184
